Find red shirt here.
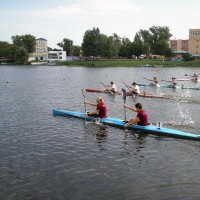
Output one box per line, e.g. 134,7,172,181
97,103,107,118
137,110,148,126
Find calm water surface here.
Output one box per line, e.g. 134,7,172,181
1,65,200,200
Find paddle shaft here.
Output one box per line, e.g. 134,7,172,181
123,82,131,92
123,99,126,122
81,89,86,113
121,88,127,122
99,81,114,94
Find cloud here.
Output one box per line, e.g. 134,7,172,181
18,0,141,19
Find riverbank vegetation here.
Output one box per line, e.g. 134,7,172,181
55,59,200,67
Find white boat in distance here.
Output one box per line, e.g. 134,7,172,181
31,61,47,65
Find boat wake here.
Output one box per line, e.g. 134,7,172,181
173,96,200,104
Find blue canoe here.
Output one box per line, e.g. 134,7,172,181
53,110,200,141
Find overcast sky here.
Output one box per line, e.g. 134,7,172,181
0,0,199,48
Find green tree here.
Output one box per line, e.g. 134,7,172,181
0,41,11,58
112,33,122,57
132,33,143,58
148,26,172,55
15,47,29,64
57,38,73,56
98,34,120,58
138,26,172,56
119,37,132,58
73,45,81,56
5,45,28,64
11,34,36,53
138,30,151,55
82,27,100,56
182,53,191,61
99,34,108,57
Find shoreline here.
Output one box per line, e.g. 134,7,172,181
2,59,200,67
55,59,200,67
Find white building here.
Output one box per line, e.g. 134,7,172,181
35,38,48,53
29,38,48,61
48,51,66,61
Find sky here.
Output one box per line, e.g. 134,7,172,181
0,0,200,48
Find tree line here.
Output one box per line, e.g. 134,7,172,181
0,26,174,64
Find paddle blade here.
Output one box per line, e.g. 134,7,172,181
121,88,126,101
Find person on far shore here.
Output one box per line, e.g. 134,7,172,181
84,97,107,118
124,102,148,128
106,81,118,93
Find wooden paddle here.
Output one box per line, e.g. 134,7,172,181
121,88,127,122
143,78,152,81
122,81,135,98
99,81,114,95
123,82,130,90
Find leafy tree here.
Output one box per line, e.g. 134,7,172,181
11,34,36,53
107,36,119,58
182,53,191,61
138,26,172,56
112,33,122,57
73,45,81,56
98,34,121,58
165,48,174,58
4,45,28,64
82,27,100,56
14,47,29,64
99,34,109,57
148,26,172,55
132,33,143,58
0,41,11,58
57,38,73,56
138,30,151,55
119,37,132,58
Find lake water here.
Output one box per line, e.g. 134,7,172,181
1,65,200,200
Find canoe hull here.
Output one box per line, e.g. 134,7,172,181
137,83,179,88
85,89,170,99
182,86,200,90
53,110,200,141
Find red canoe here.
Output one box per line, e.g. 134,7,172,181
86,89,170,99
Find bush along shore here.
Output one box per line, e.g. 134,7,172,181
54,59,200,67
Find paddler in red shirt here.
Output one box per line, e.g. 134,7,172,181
84,97,107,118
124,102,148,128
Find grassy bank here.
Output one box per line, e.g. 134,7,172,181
55,59,200,67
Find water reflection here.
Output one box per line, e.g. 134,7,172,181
84,121,108,150
121,130,147,168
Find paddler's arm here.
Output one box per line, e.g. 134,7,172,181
87,109,99,116
124,104,137,112
125,117,139,128
84,101,97,107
